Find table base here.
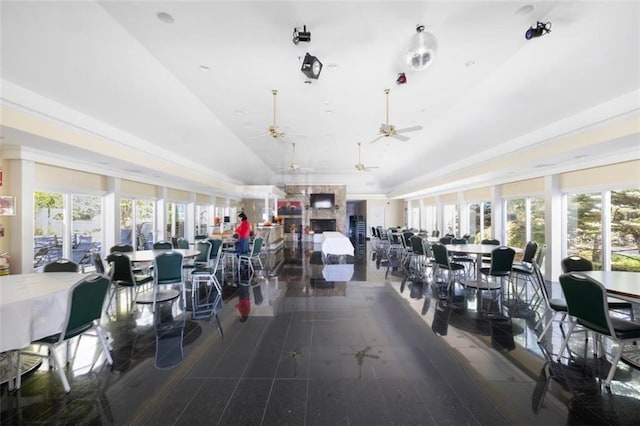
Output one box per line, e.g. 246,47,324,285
0,353,42,387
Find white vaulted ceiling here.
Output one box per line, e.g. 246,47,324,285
1,1,639,198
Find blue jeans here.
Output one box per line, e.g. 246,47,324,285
236,237,249,254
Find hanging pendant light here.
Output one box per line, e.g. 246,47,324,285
406,25,437,71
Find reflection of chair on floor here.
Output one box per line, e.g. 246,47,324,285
19,274,112,393
154,316,186,370
557,272,640,388
43,258,80,273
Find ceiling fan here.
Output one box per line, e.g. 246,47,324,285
355,142,379,171
249,89,286,140
370,88,423,143
280,142,307,173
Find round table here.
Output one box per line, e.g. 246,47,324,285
122,248,200,263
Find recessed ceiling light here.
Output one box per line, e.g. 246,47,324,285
515,5,535,16
234,110,244,115
156,11,174,24
465,60,476,68
534,163,554,168
325,110,333,114
199,65,211,71
327,63,339,70
574,154,589,159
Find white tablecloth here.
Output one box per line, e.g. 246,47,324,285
0,273,86,352
321,232,354,257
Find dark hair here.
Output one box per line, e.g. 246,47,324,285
239,212,247,220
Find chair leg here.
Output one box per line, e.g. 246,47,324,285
557,321,577,362
50,345,71,393
604,340,623,388
96,325,113,365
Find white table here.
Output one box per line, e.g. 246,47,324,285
321,232,354,257
582,271,640,303
0,273,87,352
122,248,200,263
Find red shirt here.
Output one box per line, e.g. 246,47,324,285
236,220,251,238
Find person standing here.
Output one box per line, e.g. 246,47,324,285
235,212,251,254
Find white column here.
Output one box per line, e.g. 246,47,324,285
156,187,167,243
545,174,562,281
105,176,120,253
185,193,196,241
602,190,612,271
491,185,503,241
8,159,35,273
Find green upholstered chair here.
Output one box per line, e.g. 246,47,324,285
30,273,112,393
557,272,640,388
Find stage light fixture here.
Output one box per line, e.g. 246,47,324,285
396,73,407,85
525,21,551,40
301,53,323,79
293,25,311,44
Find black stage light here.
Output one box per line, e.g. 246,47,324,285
301,53,323,79
293,25,311,44
525,21,551,40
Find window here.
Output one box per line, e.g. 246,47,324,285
468,201,492,242
33,191,64,268
423,205,436,234
610,188,640,272
443,204,459,236
566,192,602,269
121,198,155,250
167,202,186,240
506,199,526,248
195,204,210,236
71,194,102,265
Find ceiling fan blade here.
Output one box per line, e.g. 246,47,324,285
369,135,385,144
365,166,380,169
391,133,410,142
395,125,423,133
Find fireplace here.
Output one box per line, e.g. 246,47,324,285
310,219,336,233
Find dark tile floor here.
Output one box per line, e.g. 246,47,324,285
1,241,639,425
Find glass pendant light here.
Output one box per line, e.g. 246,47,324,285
406,25,437,71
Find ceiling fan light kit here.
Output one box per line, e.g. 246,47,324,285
406,25,437,71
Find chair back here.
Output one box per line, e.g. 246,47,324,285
106,252,135,284
209,239,223,260
421,239,433,258
451,238,467,245
61,274,111,341
522,241,538,263
92,250,106,274
153,241,173,250
532,262,550,307
154,251,184,285
110,244,134,253
194,240,212,263
388,232,402,246
432,230,440,238
176,238,189,249
559,272,614,337
439,236,453,245
481,238,500,246
250,237,264,256
489,246,516,275
402,231,415,247
209,239,223,270
194,234,207,240
561,255,593,273
43,258,80,273
431,243,450,268
410,236,425,255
